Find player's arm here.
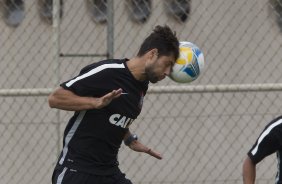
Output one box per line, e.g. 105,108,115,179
48,87,122,111
243,156,256,184
124,131,162,160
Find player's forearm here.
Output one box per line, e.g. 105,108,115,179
48,87,98,111
49,95,97,111
243,157,256,184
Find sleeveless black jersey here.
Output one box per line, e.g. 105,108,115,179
248,116,282,184
57,59,149,175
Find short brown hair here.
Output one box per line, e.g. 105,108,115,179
137,25,179,60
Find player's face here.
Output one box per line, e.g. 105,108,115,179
145,54,175,83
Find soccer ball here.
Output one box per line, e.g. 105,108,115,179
169,41,205,83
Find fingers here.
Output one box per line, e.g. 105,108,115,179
146,148,163,160
112,88,123,97
96,88,123,109
109,88,123,98
128,140,163,160
104,88,123,100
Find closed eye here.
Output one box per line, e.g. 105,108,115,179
169,60,174,71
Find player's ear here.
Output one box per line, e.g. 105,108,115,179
147,48,158,59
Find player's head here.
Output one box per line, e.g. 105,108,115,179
137,25,179,83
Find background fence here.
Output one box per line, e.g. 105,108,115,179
1,0,282,183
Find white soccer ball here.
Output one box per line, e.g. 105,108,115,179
169,41,205,83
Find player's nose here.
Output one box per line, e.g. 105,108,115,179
164,67,172,76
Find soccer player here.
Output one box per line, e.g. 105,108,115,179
49,25,179,184
242,116,282,184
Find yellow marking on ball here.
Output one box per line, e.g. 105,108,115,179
178,47,194,64
176,58,187,65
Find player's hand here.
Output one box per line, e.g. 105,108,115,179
129,140,163,160
95,88,123,109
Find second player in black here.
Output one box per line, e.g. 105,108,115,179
243,116,282,184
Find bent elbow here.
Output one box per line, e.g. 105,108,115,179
48,94,57,108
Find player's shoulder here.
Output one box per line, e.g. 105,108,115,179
80,58,128,74
264,115,282,130
97,58,127,65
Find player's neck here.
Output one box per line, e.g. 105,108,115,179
126,57,147,81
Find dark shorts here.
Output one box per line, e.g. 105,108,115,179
52,166,132,184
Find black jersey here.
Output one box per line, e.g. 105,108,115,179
57,59,148,175
248,116,282,184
